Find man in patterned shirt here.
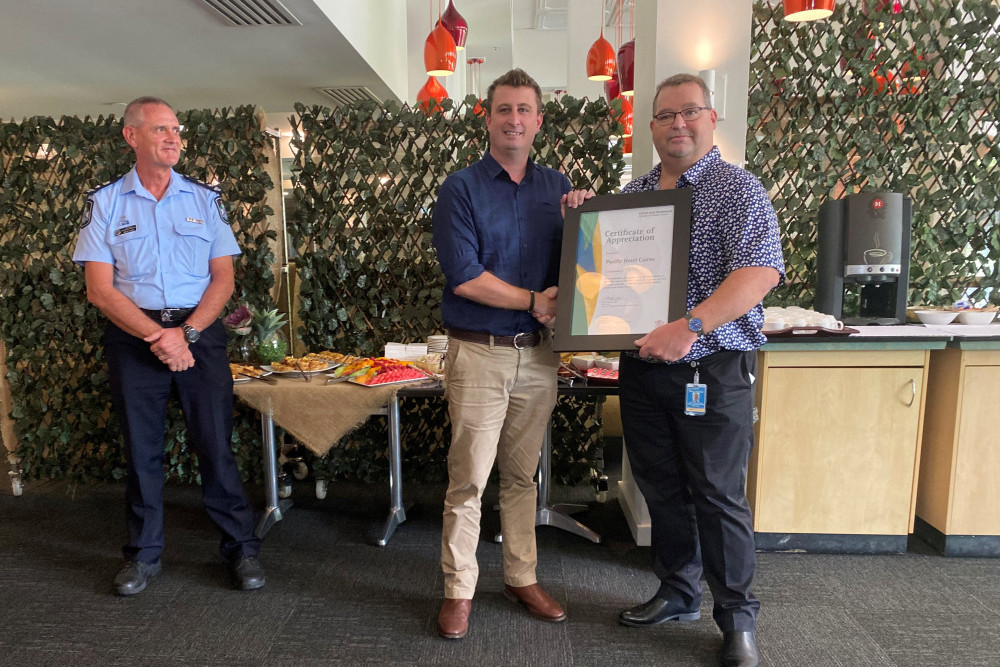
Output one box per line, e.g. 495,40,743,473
615,74,785,667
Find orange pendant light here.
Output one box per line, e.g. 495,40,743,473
425,1,457,76
783,0,835,21
417,76,448,114
586,8,616,82
468,57,485,116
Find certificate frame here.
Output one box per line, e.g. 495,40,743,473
553,188,692,352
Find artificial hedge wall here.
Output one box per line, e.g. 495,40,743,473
748,0,1000,308
0,106,278,483
289,95,624,484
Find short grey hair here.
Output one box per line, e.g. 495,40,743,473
123,97,173,128
651,74,711,115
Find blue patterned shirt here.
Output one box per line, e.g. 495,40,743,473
622,147,785,362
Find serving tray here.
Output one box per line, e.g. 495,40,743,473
763,326,859,338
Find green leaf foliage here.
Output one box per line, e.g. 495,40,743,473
748,0,1000,309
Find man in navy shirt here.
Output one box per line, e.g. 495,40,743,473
616,74,784,667
432,69,590,640
73,97,263,595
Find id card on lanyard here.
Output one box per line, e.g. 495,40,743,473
684,362,706,417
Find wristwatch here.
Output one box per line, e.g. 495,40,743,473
181,323,200,344
684,312,704,337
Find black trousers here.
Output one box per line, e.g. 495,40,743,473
104,318,259,564
620,350,760,632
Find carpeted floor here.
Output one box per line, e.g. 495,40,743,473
1,458,999,667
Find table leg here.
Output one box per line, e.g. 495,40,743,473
535,419,601,543
256,410,292,538
372,394,408,546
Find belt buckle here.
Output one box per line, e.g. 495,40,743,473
512,332,530,350
160,309,171,322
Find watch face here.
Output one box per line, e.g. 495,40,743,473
688,317,703,334
183,325,200,343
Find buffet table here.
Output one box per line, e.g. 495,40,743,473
234,377,615,546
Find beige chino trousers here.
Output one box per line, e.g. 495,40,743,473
440,334,559,599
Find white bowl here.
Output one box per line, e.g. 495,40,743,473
956,310,997,325
914,310,958,325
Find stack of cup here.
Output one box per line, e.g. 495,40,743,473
762,306,844,332
427,335,449,354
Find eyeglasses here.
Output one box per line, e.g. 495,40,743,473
652,106,711,125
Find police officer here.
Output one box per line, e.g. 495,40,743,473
73,96,264,595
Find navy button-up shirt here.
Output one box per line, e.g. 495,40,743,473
622,147,785,362
433,152,571,336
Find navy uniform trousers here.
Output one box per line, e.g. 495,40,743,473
619,349,760,633
104,318,259,564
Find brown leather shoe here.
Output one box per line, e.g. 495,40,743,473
437,598,472,639
503,583,567,622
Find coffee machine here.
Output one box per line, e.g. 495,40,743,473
815,192,911,325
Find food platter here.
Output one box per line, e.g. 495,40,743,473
346,365,436,388
261,360,337,375
233,370,273,384
346,374,437,388
230,363,274,383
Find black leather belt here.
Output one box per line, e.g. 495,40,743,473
448,328,546,349
141,307,195,323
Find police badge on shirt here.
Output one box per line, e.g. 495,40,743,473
214,196,229,223
80,198,94,228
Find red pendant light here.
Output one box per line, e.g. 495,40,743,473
616,1,634,97
586,6,616,82
617,40,635,97
618,96,633,138
417,76,448,114
425,1,457,77
440,0,468,51
604,77,620,101
783,0,835,21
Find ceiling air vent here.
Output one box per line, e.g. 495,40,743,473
198,0,300,26
317,87,381,107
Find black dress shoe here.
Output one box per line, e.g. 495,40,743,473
114,560,161,596
721,631,759,667
230,555,265,590
618,595,700,627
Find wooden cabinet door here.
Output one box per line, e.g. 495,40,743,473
950,365,1000,534
755,366,923,535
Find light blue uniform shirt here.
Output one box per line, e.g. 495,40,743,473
73,167,241,309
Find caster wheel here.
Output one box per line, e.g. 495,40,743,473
292,461,309,480
315,479,328,500
278,482,292,499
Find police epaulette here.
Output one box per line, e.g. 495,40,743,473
85,176,123,197
182,174,223,194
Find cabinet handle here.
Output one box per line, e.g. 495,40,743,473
906,379,916,407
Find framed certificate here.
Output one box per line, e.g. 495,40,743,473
553,189,692,352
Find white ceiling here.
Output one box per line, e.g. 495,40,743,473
0,0,609,130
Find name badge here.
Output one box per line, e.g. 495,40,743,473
186,217,204,224
684,367,706,417
684,383,707,416
114,225,137,237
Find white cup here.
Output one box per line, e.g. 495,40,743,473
787,317,808,328
824,317,845,330
763,317,786,331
